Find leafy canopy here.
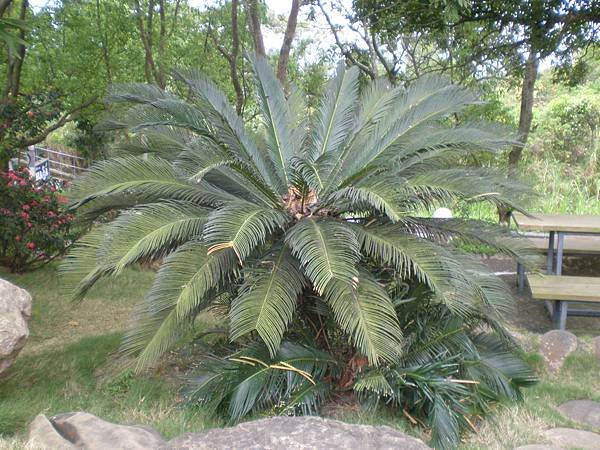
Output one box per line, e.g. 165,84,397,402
62,55,537,371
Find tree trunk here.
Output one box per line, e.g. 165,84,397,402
246,0,265,57
508,50,539,175
3,0,27,99
229,0,244,115
276,0,301,87
0,0,13,18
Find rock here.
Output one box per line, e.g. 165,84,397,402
0,278,32,376
557,400,600,428
544,427,600,450
161,416,431,450
539,330,578,372
26,415,77,450
513,446,563,450
593,336,600,363
26,412,166,450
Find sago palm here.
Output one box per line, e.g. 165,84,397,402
62,56,536,373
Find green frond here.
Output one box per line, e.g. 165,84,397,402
188,342,337,421
173,69,282,193
285,218,360,295
326,76,481,192
107,201,209,273
330,176,407,222
69,155,235,211
407,168,532,213
324,272,403,366
412,218,543,269
174,136,281,207
113,127,190,160
122,241,239,370
310,61,360,163
249,54,295,190
229,246,306,355
204,203,289,262
59,225,114,301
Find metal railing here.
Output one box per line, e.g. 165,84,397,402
18,145,89,180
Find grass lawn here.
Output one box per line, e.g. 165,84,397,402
0,264,599,449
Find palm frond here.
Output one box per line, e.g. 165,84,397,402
122,240,238,370
324,272,403,365
108,201,209,273
204,203,289,262
188,342,338,421
310,61,360,163
249,55,295,189
330,176,408,222
69,155,237,213
285,218,359,295
59,225,114,301
229,246,306,356
173,69,282,193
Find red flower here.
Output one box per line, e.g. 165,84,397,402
22,204,30,211
20,212,30,220
15,235,21,241
19,180,27,186
26,222,33,228
47,211,56,218
50,186,56,192
26,242,35,250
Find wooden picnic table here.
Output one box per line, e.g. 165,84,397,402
513,213,600,276
512,212,600,329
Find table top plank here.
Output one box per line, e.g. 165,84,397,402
528,274,600,302
513,213,600,233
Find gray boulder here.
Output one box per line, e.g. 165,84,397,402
544,427,600,450
0,278,32,376
26,412,166,450
161,416,431,450
539,330,578,373
27,414,77,450
557,400,600,429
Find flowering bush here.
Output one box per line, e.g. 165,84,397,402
0,168,78,272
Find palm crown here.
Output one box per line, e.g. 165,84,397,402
63,56,535,371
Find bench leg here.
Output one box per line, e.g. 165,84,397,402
553,300,568,330
517,262,525,293
546,231,555,274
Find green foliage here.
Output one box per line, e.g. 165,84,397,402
534,89,600,164
62,57,538,446
188,341,339,421
0,168,78,272
0,90,63,162
354,302,536,449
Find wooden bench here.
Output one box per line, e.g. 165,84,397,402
525,235,600,254
527,274,600,330
517,235,600,292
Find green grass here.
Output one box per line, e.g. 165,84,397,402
1,264,599,449
0,264,219,446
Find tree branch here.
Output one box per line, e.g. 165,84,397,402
19,97,98,147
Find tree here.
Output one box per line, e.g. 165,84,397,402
62,56,537,448
353,0,600,173
245,0,303,87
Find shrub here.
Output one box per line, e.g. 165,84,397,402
62,56,539,448
0,168,78,272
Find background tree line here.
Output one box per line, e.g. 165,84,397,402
0,0,598,189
